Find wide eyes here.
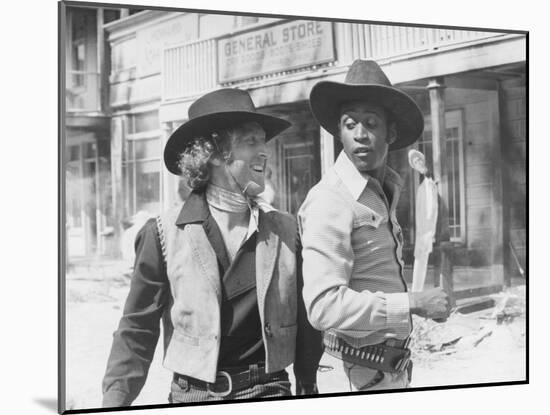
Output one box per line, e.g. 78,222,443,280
343,116,378,129
365,118,378,128
344,120,357,130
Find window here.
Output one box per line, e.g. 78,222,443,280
66,8,99,110
415,110,466,242
67,145,83,229
71,41,86,87
66,138,111,256
128,110,159,134
123,111,162,217
69,9,91,89
123,138,162,217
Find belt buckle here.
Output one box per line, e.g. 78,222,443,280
206,371,233,397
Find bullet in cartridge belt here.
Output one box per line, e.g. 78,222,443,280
323,331,411,373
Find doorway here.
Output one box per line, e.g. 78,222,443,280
66,136,110,258
261,101,322,216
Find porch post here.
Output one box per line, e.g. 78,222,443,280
110,117,124,257
489,89,505,286
428,78,449,209
161,121,176,209
427,78,454,305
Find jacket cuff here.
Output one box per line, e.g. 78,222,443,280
384,292,412,337
102,389,130,408
295,380,319,395
294,367,318,386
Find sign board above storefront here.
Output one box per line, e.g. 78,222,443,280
217,20,335,83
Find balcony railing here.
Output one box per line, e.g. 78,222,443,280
163,38,217,100
347,24,500,61
66,71,101,112
162,22,507,102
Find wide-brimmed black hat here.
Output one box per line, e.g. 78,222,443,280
309,60,424,151
164,88,291,175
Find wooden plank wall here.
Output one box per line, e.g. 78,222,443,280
448,88,499,264
500,78,527,277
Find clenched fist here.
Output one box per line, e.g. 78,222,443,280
408,287,451,321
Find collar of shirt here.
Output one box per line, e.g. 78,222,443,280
332,151,404,201
332,151,371,200
176,191,260,240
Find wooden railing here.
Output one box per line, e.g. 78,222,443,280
163,38,217,100
344,23,502,61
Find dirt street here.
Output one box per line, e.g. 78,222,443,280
64,271,526,410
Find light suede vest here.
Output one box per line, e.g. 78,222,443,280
156,205,299,382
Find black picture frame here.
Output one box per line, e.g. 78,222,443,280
58,1,528,414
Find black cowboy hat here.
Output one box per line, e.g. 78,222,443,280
164,88,291,175
309,59,424,151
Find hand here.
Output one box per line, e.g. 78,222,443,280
296,381,319,395
408,287,450,321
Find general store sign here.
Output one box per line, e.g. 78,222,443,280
217,20,334,83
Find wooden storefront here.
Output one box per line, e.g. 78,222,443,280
100,10,526,290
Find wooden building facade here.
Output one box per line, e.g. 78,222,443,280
64,6,527,290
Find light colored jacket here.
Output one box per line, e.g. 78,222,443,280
158,205,301,382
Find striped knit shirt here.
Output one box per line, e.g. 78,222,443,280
298,151,411,348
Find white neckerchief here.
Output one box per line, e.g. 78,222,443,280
206,184,274,239
206,184,249,213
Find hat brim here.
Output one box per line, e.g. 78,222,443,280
164,111,291,175
309,81,424,151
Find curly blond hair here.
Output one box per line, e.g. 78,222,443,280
177,129,234,191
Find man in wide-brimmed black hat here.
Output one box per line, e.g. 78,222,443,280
298,60,450,392
102,88,322,407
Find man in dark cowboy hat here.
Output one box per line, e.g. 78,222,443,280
102,88,322,407
298,60,450,392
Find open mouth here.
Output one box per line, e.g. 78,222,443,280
354,148,372,155
250,158,267,173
